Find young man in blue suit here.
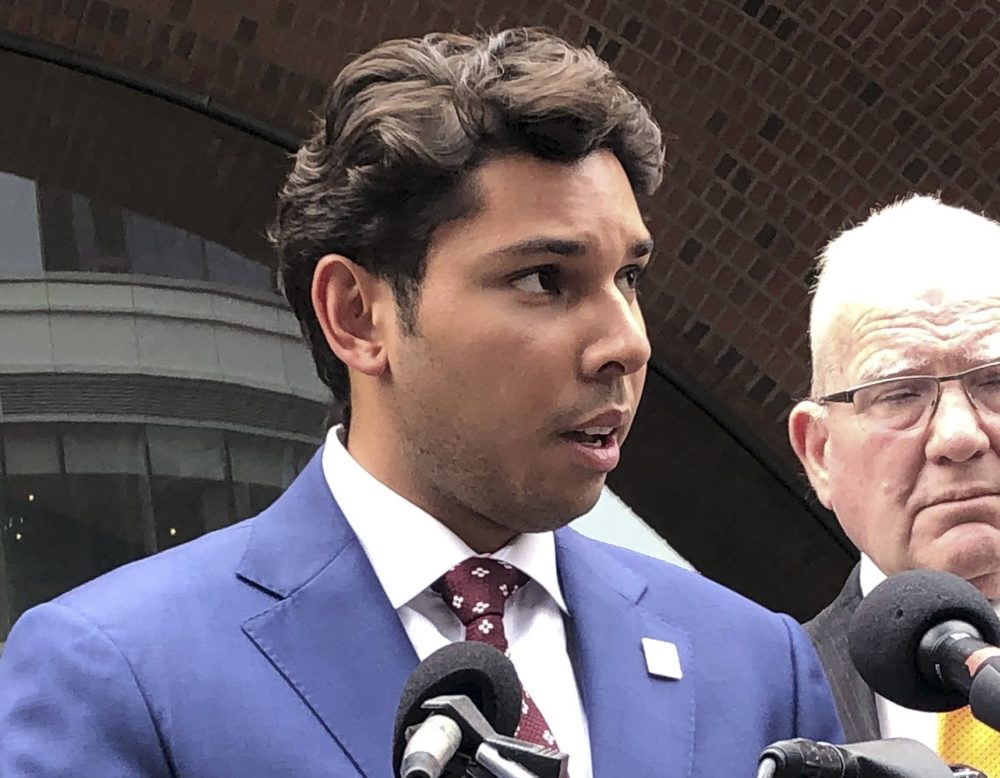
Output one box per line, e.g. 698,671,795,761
0,29,842,776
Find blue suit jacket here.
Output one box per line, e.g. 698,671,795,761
0,452,843,776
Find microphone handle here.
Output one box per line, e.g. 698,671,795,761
969,656,1000,732
401,714,464,778
473,743,541,778
920,621,984,696
759,738,955,778
923,621,1000,732
846,739,953,778
756,757,778,778
757,739,853,777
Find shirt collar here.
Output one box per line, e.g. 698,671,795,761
320,425,569,614
857,553,885,598
858,553,1000,616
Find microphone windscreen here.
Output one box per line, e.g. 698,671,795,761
392,642,522,772
848,568,1000,711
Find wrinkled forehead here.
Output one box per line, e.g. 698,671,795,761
824,296,1000,385
810,198,1000,391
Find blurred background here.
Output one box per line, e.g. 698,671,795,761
1,0,998,646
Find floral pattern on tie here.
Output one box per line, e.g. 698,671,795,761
433,556,561,752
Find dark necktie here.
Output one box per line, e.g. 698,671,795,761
433,556,561,749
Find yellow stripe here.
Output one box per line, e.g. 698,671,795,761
938,706,1000,775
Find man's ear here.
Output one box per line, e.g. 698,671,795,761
311,254,391,378
788,401,834,510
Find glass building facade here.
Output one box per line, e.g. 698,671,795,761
0,48,329,647
0,423,314,637
0,173,275,294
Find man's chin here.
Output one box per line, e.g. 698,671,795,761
918,537,1000,600
964,570,1000,602
516,485,604,533
565,481,605,519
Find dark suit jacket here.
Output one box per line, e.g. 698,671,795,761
805,564,881,742
0,450,843,776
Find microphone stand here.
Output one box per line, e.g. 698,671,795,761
416,696,569,778
757,738,956,778
467,743,545,778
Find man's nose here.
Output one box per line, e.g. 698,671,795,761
925,384,991,464
580,292,651,379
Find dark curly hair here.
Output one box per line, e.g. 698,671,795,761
270,28,665,419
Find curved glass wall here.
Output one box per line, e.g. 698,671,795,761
0,171,275,294
0,49,322,655
0,49,290,297
0,423,315,641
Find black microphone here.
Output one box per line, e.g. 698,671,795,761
392,642,522,778
757,738,954,778
848,569,1000,730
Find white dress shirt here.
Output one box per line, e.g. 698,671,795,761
859,554,1000,751
321,426,593,778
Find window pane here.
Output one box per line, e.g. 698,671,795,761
37,186,80,271
2,472,146,626
0,421,315,642
148,425,225,480
0,172,43,276
63,425,145,475
229,433,291,488
205,239,274,294
3,426,60,475
64,472,150,569
125,211,207,281
72,194,129,273
232,481,282,521
150,476,231,548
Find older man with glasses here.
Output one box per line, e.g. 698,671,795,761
789,193,1000,770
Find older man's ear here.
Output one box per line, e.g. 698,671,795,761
789,402,834,510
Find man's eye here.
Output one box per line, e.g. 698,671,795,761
622,266,643,288
873,391,921,405
972,368,1000,389
616,265,646,295
869,383,928,405
512,267,561,295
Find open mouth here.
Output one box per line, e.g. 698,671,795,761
560,425,621,472
563,427,616,448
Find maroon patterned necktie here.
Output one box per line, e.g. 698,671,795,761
433,557,561,750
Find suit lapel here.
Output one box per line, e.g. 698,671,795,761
233,455,701,776
806,565,880,741
556,529,695,778
236,451,418,777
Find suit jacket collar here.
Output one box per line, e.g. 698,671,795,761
556,529,695,777
235,452,696,777
805,564,880,741
235,449,351,597
236,451,417,776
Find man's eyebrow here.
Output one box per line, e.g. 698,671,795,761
856,361,928,383
631,238,654,258
489,236,655,259
490,238,586,258
856,351,1000,383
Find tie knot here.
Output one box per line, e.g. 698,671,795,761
433,557,530,626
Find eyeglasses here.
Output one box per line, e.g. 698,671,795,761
817,360,1000,432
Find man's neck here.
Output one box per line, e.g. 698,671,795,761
343,423,517,554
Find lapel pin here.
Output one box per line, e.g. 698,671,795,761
642,637,683,680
